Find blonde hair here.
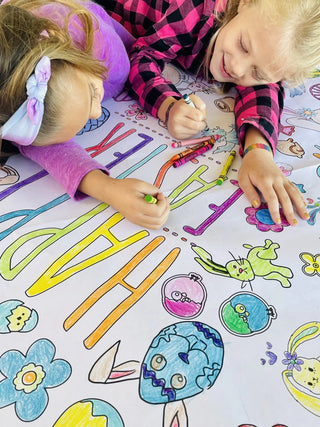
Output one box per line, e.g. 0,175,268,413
204,0,320,86
0,0,108,148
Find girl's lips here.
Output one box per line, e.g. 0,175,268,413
220,55,233,79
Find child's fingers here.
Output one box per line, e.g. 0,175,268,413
242,176,282,225
155,192,166,201
183,106,205,123
190,95,207,116
167,98,208,139
141,197,170,229
273,185,297,225
284,181,309,222
262,189,282,225
265,180,307,226
169,121,204,140
237,174,262,209
180,97,206,122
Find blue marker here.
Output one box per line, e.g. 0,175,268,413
183,94,210,133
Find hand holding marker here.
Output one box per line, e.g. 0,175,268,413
183,94,210,133
145,194,158,204
217,150,236,185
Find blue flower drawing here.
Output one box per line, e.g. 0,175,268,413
0,338,71,421
282,351,304,372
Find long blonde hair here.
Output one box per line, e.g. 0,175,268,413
204,0,320,86
0,0,108,149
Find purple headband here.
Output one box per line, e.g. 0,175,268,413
1,56,51,146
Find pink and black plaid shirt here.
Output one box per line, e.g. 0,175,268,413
106,0,284,153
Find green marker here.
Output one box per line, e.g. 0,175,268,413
145,194,157,204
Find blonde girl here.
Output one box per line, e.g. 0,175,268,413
0,0,170,229
106,0,320,226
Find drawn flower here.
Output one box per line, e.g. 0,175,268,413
298,107,316,119
299,252,320,276
245,203,290,232
125,104,148,120
0,338,71,422
282,351,304,371
13,363,45,393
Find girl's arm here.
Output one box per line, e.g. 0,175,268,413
19,141,108,199
237,126,309,226
19,141,170,229
234,82,285,155
234,83,309,225
78,170,170,229
107,0,214,119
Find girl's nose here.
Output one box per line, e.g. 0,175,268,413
230,56,250,81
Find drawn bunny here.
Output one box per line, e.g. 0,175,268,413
192,239,293,289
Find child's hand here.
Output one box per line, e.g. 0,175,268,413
79,170,170,229
160,96,207,140
238,147,309,226
106,178,170,229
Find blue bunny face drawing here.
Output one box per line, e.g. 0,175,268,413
139,321,224,404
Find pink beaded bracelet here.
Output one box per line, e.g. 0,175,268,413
243,143,272,156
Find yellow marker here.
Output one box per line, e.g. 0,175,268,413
145,194,157,204
217,150,236,185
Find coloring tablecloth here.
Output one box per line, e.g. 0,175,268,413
1,64,320,427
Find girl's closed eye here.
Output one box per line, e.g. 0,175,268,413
238,36,248,54
252,66,264,82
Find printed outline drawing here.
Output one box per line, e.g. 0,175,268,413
282,321,320,417
192,239,293,290
89,321,224,427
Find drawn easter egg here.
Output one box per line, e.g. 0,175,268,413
219,292,277,336
0,300,38,333
54,399,124,426
310,83,320,101
238,425,287,427
161,272,207,318
139,321,224,404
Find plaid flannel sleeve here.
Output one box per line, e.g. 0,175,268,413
234,83,285,156
125,0,205,118
129,45,183,118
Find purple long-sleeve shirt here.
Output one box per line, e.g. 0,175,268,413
2,0,134,198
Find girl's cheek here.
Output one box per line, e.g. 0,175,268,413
90,103,102,119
